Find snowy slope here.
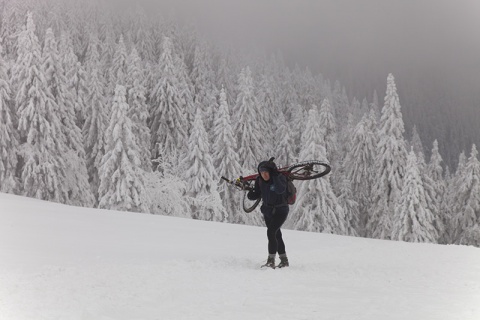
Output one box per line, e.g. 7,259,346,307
1,192,479,320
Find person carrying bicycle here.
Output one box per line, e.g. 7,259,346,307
247,159,290,269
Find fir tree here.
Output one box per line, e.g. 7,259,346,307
43,28,94,207
371,89,380,120
0,1,23,59
216,56,236,107
233,67,262,171
444,151,466,242
191,42,217,132
418,153,444,243
183,109,225,222
82,63,108,201
332,81,349,121
426,140,448,243
84,29,101,73
292,108,347,234
275,112,295,167
59,31,87,127
98,85,149,213
174,46,195,135
0,45,17,192
392,150,439,243
149,36,188,159
281,77,300,124
130,6,154,61
410,125,425,163
212,87,242,222
110,34,128,86
14,13,68,202
453,145,480,245
318,98,339,180
126,46,151,171
337,177,360,236
289,103,306,157
344,111,378,235
256,73,277,155
368,74,408,239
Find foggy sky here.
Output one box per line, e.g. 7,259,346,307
162,1,480,69
192,0,477,91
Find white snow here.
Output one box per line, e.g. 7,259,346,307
1,192,479,320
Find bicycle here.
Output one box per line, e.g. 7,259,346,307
221,158,331,213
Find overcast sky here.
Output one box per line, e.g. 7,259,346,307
151,0,480,103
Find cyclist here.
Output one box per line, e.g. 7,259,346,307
247,159,290,268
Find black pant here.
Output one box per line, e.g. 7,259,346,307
263,207,288,255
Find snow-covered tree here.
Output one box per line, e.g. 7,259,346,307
332,81,349,121
149,36,188,159
14,13,68,203
43,27,94,207
130,6,155,61
212,87,242,221
216,56,236,106
82,62,108,200
318,98,339,184
174,48,196,134
453,145,480,246
289,103,306,156
337,177,359,236
144,153,191,218
98,85,149,213
233,67,262,171
183,108,225,222
370,89,380,120
0,45,18,192
126,46,151,171
59,31,87,127
426,140,448,243
0,1,23,59
110,34,128,86
256,73,277,155
191,42,217,131
275,112,295,167
344,110,378,235
292,108,348,234
392,150,439,243
84,29,101,73
410,125,425,163
368,73,408,239
418,153,444,243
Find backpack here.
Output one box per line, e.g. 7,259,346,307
286,179,297,205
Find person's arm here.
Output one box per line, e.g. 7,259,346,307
247,177,261,200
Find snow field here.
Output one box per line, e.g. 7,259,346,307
1,192,479,320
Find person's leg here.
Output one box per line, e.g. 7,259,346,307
266,210,288,255
275,228,286,255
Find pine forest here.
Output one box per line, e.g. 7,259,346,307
1,0,479,247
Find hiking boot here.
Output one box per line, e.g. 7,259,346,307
277,255,289,268
262,256,276,269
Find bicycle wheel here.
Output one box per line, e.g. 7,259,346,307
243,192,261,213
287,160,331,180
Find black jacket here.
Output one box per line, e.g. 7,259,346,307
247,161,288,216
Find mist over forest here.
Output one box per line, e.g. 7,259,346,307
162,0,480,169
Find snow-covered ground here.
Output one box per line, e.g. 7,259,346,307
1,192,479,320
